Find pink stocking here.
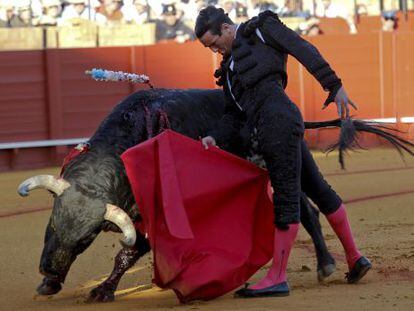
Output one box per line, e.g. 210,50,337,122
326,204,362,269
250,223,299,290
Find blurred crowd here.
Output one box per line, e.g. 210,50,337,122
0,0,403,43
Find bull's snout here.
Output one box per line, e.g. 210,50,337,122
38,250,65,296
39,236,73,284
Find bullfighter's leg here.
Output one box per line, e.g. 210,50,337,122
248,134,337,281
241,91,304,293
87,232,151,303
299,194,336,281
300,141,371,283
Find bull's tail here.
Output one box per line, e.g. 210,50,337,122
304,118,414,168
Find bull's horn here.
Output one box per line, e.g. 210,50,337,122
18,175,71,197
104,204,136,248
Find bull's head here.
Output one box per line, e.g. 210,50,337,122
17,175,136,295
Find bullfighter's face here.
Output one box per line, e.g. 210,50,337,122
199,23,235,57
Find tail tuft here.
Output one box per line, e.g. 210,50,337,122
305,118,414,169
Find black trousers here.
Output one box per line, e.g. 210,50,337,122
248,82,341,227
300,140,342,216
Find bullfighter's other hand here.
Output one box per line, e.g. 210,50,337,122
323,86,358,119
201,136,217,149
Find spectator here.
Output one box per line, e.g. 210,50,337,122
10,1,34,27
37,0,62,26
298,17,323,36
247,0,278,18
356,3,368,17
95,0,125,25
278,0,295,17
382,10,398,32
155,3,194,43
258,0,279,13
247,0,260,17
89,0,103,9
176,0,199,22
219,0,236,20
30,0,44,19
316,0,357,34
174,0,208,23
195,0,208,11
123,0,149,24
278,0,308,18
234,3,248,24
60,0,96,24
0,0,14,27
147,0,163,19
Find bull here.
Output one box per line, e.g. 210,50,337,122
18,88,412,302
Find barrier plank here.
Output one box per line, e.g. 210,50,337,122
98,23,156,47
57,22,98,48
396,11,414,32
394,33,414,118
139,23,156,46
144,41,216,89
0,28,43,51
309,34,382,121
357,15,382,33
0,31,413,170
0,51,47,143
58,47,132,138
319,17,350,34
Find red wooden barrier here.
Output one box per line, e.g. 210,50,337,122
396,11,414,32
1,32,414,171
0,51,48,142
357,16,382,33
318,17,350,34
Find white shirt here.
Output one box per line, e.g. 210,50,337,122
316,3,349,19
60,5,96,22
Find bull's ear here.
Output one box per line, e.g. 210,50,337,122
17,175,71,197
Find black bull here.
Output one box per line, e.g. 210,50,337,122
18,88,413,302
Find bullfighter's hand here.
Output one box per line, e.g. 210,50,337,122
329,86,358,118
201,136,217,150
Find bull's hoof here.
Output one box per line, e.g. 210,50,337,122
317,263,336,282
36,277,62,295
87,285,115,303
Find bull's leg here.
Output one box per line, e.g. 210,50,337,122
87,232,151,303
36,277,62,295
300,194,336,281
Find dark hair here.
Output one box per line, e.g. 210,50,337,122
195,6,233,38
162,3,177,15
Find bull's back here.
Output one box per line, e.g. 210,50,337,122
90,88,226,150
159,89,225,139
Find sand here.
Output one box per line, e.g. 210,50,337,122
1,149,413,311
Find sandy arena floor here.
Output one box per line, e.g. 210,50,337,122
1,149,413,311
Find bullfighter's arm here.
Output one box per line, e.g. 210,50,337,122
248,11,343,107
